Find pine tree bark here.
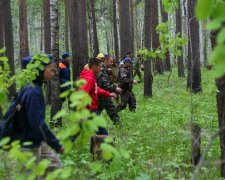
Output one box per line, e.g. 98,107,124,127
64,0,69,52
176,0,185,77
2,0,16,98
0,0,3,48
151,0,163,74
50,0,62,127
130,0,135,52
113,0,119,58
160,0,170,71
19,0,29,60
144,0,153,97
71,0,88,80
89,0,99,57
187,0,201,92
43,0,52,105
119,0,131,58
202,20,208,67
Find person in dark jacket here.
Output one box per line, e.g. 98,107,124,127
17,55,64,172
117,57,137,112
59,52,71,94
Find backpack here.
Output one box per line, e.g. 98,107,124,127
0,87,27,144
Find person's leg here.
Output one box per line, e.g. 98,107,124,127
128,91,136,112
117,91,129,112
104,97,120,124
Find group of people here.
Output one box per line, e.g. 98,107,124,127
0,51,143,176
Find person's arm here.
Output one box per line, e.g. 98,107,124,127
97,73,117,92
24,89,62,152
80,77,94,94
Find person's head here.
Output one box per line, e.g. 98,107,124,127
22,54,55,84
103,54,113,68
88,57,102,75
123,57,133,68
137,54,142,59
111,56,117,64
96,53,105,62
127,51,134,58
62,52,70,61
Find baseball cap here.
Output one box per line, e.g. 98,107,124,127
124,57,133,64
96,53,105,59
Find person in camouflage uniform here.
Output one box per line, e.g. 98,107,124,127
133,54,143,82
117,57,137,112
97,55,122,124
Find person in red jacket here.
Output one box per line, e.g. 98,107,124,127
80,57,116,135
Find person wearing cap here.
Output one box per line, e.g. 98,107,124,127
59,52,71,98
117,57,137,112
84,53,105,69
97,55,122,124
9,55,64,175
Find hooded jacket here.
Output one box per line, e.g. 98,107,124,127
58,59,71,92
11,56,62,152
80,68,111,110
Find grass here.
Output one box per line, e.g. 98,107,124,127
59,67,220,179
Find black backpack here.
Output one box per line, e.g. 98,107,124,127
0,87,27,144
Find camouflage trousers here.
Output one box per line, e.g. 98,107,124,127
23,143,62,179
117,90,136,112
134,69,142,82
98,97,120,124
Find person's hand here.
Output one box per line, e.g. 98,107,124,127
110,93,117,98
133,80,138,84
116,87,123,93
58,145,64,154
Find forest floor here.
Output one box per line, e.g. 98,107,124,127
57,67,220,179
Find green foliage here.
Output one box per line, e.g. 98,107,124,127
196,0,225,78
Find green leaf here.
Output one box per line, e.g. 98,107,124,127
206,20,222,30
89,162,102,174
33,159,51,176
0,137,10,147
0,47,6,54
53,109,67,120
216,27,225,45
195,0,214,20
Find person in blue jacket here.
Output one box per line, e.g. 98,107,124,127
59,52,71,95
16,55,64,173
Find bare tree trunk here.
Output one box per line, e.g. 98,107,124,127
0,0,4,48
50,0,62,127
2,0,16,98
43,0,52,105
160,0,170,71
19,0,29,60
130,0,134,52
151,0,163,75
113,0,119,58
144,0,153,97
176,0,185,77
187,0,201,93
89,0,99,57
71,0,88,80
191,124,201,167
119,0,131,59
202,20,208,67
40,7,43,51
64,0,69,52
105,19,110,54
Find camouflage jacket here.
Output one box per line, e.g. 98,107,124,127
133,58,142,70
109,63,119,84
119,67,133,91
97,64,117,92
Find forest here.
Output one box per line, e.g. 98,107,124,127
0,0,225,179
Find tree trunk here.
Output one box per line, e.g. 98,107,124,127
40,7,43,51
43,0,52,105
187,0,201,93
191,123,201,167
144,0,153,97
113,0,119,58
202,20,208,67
119,0,131,59
176,0,185,77
64,0,69,52
0,0,4,48
71,0,88,80
151,0,163,74
160,0,170,71
43,0,51,53
2,0,16,98
50,0,62,127
89,0,99,57
130,0,134,52
105,18,110,55
19,0,29,60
